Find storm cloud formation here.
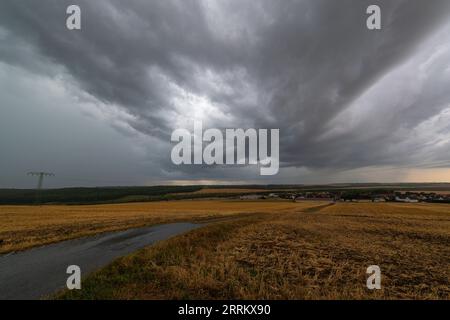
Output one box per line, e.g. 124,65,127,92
1,0,450,186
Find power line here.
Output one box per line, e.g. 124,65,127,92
28,172,55,189
27,172,55,204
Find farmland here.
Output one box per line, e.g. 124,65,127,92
176,188,273,195
0,200,319,254
57,201,450,300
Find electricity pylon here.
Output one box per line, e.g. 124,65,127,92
27,172,54,204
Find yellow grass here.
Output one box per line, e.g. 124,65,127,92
174,188,271,195
191,188,270,194
175,187,297,195
60,201,450,300
0,200,321,254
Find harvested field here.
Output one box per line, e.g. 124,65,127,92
189,188,271,194
59,202,450,300
0,200,321,254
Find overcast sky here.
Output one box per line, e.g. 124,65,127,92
1,0,450,188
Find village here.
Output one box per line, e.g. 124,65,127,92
239,190,450,204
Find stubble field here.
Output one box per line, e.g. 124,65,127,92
56,201,450,300
0,200,317,254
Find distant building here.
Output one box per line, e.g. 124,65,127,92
395,196,419,203
240,194,264,200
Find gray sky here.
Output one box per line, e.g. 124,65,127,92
1,0,450,188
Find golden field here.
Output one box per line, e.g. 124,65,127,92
175,187,297,195
184,188,271,194
59,201,450,300
0,200,319,254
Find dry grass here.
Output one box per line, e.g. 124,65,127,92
0,200,319,254
175,187,297,195
59,202,450,300
189,188,271,194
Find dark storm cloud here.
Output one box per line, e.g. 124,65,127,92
1,0,450,179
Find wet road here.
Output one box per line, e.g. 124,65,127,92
0,222,200,300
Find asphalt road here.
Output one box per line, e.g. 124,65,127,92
0,222,200,300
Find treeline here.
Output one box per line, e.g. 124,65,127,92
0,186,202,205
339,189,393,201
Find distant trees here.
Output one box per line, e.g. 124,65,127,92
0,186,202,205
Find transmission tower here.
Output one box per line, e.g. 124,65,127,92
27,172,55,204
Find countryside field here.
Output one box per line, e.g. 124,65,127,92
51,201,450,300
177,188,271,194
0,200,317,254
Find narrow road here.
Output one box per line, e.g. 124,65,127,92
0,222,201,300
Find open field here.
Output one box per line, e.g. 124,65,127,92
58,202,450,300
177,188,272,194
0,200,320,254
